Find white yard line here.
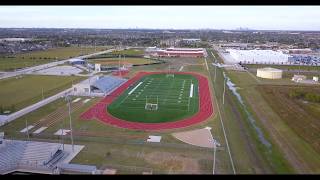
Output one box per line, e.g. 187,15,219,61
189,84,194,98
128,82,143,95
116,78,148,107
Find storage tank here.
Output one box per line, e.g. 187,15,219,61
256,67,283,79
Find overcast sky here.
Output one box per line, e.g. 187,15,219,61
0,6,320,31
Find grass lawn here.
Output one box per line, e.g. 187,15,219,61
227,70,320,173
0,75,85,113
110,49,145,56
0,46,108,71
257,85,320,154
87,57,156,66
108,73,199,123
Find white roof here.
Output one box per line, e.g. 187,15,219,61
68,58,85,62
147,136,162,143
257,67,283,72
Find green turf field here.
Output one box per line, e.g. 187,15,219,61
107,73,199,123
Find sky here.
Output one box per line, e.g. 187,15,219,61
0,6,320,31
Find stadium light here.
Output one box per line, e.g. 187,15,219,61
222,77,226,105
65,95,74,152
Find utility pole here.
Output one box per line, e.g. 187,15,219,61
213,140,216,174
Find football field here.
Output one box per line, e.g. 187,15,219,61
107,73,199,123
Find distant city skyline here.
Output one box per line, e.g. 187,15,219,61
0,6,320,31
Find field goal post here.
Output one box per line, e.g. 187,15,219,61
145,96,159,111
166,65,175,78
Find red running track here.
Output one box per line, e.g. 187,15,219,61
80,71,214,130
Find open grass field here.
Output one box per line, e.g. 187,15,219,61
87,57,156,66
0,75,84,113
107,73,199,123
0,46,108,71
257,85,320,154
226,70,320,173
110,48,145,56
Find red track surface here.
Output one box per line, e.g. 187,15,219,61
80,71,214,130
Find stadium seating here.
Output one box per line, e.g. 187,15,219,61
92,76,127,95
0,140,67,174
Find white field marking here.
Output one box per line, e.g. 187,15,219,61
72,98,81,103
33,126,48,134
204,58,209,70
20,125,34,133
116,78,148,107
179,66,184,71
189,84,194,97
83,99,91,104
128,82,143,95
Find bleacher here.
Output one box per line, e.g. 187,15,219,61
92,76,127,95
0,140,26,174
20,141,62,166
0,140,68,174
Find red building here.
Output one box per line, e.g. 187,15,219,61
151,47,205,58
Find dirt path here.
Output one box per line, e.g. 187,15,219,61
172,128,214,148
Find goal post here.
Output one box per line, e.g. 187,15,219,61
145,96,159,111
166,65,174,78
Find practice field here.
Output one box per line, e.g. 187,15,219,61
107,73,199,123
87,57,156,66
81,71,214,130
0,46,108,71
0,75,84,113
110,49,145,56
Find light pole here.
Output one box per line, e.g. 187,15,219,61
214,64,217,83
42,87,44,100
213,140,216,174
223,77,226,105
25,118,29,140
65,95,74,152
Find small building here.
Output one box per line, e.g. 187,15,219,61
94,64,101,72
256,67,283,79
313,76,319,82
292,74,307,82
68,58,85,65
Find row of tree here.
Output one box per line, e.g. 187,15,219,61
289,89,320,103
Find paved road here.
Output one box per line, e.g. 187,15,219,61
0,48,116,80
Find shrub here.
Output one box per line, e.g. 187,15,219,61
289,89,305,99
